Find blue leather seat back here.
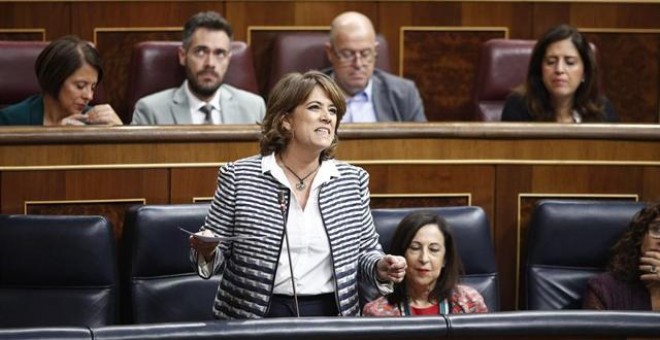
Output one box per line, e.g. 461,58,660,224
93,317,448,340
121,204,220,323
447,310,660,338
524,200,646,310
0,215,117,327
371,206,499,311
0,327,92,339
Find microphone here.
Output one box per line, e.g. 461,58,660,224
278,188,300,317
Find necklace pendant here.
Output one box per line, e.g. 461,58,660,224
295,181,305,191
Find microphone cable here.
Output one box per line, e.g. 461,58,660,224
278,189,300,317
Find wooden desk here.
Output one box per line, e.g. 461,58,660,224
1,122,659,310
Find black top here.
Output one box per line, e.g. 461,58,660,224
501,93,619,122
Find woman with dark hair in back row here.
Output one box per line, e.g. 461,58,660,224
363,211,488,316
0,35,122,125
501,24,618,123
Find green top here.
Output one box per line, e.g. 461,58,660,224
0,94,45,125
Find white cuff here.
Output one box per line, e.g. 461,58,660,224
197,252,215,278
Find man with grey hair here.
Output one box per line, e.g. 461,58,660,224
132,11,265,125
324,11,426,123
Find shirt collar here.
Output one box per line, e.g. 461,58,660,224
330,72,373,102
184,80,222,112
362,77,373,101
262,153,340,190
572,110,582,123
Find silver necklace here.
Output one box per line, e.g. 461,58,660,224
282,162,320,191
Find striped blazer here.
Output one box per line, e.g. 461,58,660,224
195,155,384,319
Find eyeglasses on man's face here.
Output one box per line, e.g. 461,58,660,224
190,46,230,61
333,48,377,64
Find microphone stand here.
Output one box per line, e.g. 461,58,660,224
279,190,300,317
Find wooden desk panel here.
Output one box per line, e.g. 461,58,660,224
171,167,219,204
1,123,658,310
0,168,170,241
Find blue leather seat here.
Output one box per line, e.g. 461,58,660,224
524,200,646,310
371,206,499,311
0,215,118,327
120,204,219,323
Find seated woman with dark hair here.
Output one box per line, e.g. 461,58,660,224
501,24,618,123
583,202,660,310
0,35,122,125
363,211,488,316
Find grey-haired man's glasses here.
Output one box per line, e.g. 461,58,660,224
333,48,377,64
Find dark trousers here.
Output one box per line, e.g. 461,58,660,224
266,293,338,317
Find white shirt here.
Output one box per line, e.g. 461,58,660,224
184,80,222,124
262,153,339,296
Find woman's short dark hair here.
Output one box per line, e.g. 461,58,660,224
608,202,660,282
521,24,605,121
387,211,463,307
182,11,233,50
259,71,346,161
35,35,103,98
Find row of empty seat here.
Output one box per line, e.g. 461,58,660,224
0,200,644,328
1,35,536,122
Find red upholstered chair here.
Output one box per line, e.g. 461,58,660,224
267,31,391,95
472,39,536,121
0,41,48,108
125,40,259,117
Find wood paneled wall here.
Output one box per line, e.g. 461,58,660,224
1,1,658,123
1,123,659,311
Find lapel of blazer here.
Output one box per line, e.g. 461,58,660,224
371,70,397,122
219,85,239,124
171,84,192,124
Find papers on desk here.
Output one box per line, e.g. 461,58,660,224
178,227,262,243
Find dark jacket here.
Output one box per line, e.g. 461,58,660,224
501,93,619,122
0,95,45,125
582,272,651,310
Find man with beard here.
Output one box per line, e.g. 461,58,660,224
324,12,426,123
131,11,265,125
